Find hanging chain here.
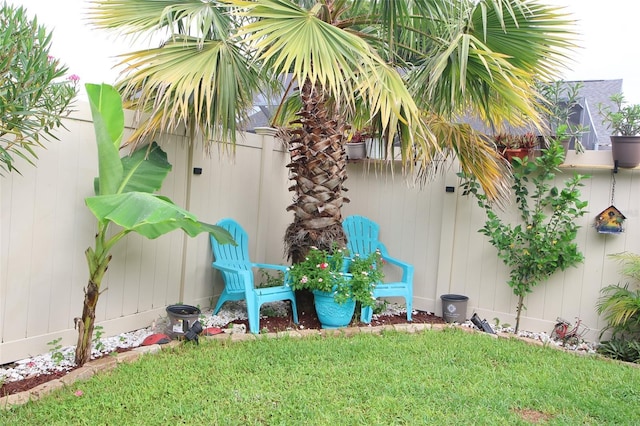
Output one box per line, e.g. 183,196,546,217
611,170,616,206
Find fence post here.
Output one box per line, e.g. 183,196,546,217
254,127,278,262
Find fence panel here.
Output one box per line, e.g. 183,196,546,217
3,108,640,363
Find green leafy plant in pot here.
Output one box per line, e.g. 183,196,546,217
288,245,383,327
493,132,537,163
598,93,640,168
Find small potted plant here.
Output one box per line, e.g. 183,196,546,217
494,132,536,163
599,93,640,168
346,129,369,160
288,245,383,328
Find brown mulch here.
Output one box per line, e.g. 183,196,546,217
1,308,445,398
1,347,134,398
229,307,444,333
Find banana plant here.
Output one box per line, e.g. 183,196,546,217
75,83,234,366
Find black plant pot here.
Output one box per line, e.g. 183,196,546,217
166,304,201,337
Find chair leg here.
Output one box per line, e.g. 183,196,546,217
406,296,412,321
361,305,373,324
213,292,229,314
246,297,260,334
290,298,299,324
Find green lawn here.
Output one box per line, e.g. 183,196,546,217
2,328,638,425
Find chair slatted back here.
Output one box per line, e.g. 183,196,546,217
210,219,253,292
343,215,382,256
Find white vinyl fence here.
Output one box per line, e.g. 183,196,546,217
1,103,639,364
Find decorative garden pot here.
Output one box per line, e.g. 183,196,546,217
504,148,529,163
610,136,640,168
346,142,366,160
312,290,356,329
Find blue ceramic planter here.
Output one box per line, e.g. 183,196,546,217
312,290,356,329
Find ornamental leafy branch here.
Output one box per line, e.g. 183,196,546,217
459,141,589,331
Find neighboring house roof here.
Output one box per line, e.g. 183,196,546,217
243,78,624,151
574,79,623,150
240,74,296,132
462,79,623,151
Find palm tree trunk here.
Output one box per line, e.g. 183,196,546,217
284,80,350,262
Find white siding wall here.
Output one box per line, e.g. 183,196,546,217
2,104,639,363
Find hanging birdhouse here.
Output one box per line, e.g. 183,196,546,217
595,205,626,234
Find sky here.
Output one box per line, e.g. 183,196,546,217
10,0,640,104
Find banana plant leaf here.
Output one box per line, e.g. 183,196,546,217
85,82,235,245
120,142,172,193
85,193,235,243
86,83,124,196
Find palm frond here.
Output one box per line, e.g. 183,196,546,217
418,115,511,203
116,37,261,145
597,284,640,329
609,252,640,285
233,0,381,110
409,0,577,130
88,0,232,42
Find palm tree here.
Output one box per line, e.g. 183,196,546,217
88,0,576,261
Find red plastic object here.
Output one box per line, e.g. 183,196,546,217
142,333,171,345
203,327,223,336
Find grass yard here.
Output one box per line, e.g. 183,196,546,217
1,328,638,425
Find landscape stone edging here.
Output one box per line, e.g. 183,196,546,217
1,323,634,410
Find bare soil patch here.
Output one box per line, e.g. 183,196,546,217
512,408,554,424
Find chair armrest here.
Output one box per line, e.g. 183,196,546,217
212,262,253,279
252,263,288,272
380,255,414,284
251,263,293,287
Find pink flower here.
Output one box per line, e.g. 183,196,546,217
301,276,308,284
74,390,84,397
319,262,328,269
68,74,80,83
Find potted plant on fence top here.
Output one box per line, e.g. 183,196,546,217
345,129,370,160
494,132,537,163
288,245,383,328
598,93,640,168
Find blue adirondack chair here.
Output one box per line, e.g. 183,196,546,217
210,219,298,333
343,215,414,323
